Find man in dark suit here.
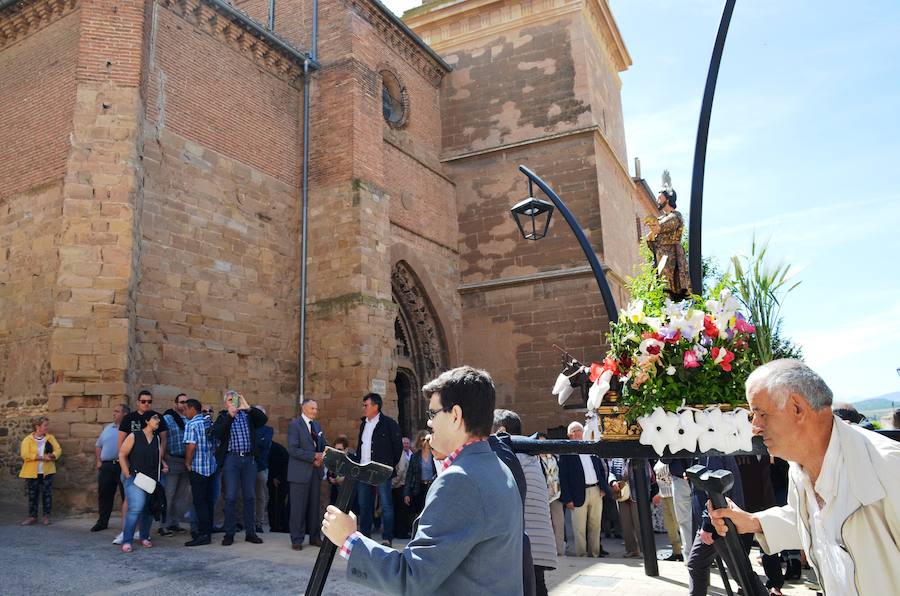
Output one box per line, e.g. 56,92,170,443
355,392,403,546
287,398,326,550
558,421,610,558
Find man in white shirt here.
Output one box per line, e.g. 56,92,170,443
558,421,610,557
709,359,900,596
355,393,403,546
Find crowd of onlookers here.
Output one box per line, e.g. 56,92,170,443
16,383,900,595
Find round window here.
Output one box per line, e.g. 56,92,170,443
381,71,407,127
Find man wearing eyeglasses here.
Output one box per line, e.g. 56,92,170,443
159,393,192,536
322,366,524,595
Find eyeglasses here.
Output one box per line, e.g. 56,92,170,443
426,408,445,420
139,399,153,404
176,401,187,405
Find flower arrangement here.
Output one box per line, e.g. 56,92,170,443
601,256,757,420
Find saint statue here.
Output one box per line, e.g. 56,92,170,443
645,171,691,299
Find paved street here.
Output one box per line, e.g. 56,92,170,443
0,508,817,595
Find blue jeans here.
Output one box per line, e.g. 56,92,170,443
222,453,257,537
123,476,152,545
357,476,394,541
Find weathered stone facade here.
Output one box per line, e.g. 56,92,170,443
1,0,652,508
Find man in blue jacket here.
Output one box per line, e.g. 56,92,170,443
558,421,611,558
322,366,524,595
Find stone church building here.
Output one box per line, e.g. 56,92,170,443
0,0,655,507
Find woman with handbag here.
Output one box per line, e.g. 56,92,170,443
119,413,168,553
19,416,62,526
609,457,658,558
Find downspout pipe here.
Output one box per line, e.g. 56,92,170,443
267,0,275,30
298,0,318,407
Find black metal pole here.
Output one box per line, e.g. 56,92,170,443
630,459,659,576
688,0,737,294
518,165,618,324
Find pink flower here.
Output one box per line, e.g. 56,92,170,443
683,350,701,369
734,314,756,334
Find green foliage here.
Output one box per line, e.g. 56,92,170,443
730,237,801,364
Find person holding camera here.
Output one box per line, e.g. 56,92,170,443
212,390,268,546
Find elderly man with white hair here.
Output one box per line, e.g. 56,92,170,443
709,359,899,595
558,421,610,558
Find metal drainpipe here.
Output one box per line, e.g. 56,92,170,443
267,0,275,30
298,0,318,408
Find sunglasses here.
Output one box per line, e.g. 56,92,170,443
150,414,160,421
139,399,153,404
176,401,187,405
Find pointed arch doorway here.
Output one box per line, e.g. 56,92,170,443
392,261,449,439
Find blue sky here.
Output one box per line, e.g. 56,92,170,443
384,0,900,401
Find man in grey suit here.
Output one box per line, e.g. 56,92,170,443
287,398,325,550
321,366,524,595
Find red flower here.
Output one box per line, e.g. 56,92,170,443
683,350,700,369
589,362,604,383
647,344,661,356
602,356,619,375
664,330,682,344
734,317,756,334
703,315,719,339
711,347,735,372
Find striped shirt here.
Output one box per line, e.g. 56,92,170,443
227,410,252,453
163,413,187,457
184,414,217,476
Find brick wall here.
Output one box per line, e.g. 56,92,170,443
0,183,62,494
0,10,79,199
0,7,79,501
135,127,302,433
146,3,302,186
440,17,594,156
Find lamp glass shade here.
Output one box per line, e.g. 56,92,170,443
510,196,554,240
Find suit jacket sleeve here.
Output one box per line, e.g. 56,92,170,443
286,420,316,464
347,469,486,594
248,406,268,428
390,418,403,466
212,412,232,442
592,457,610,494
558,456,573,505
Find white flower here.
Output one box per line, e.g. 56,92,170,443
668,409,704,454
662,298,688,321
695,407,727,452
644,316,663,332
638,407,680,456
587,369,613,410
666,366,676,376
552,372,575,406
622,300,645,324
731,408,755,452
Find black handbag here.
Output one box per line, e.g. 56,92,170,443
148,484,167,521
147,437,167,521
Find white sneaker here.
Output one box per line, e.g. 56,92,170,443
112,532,124,545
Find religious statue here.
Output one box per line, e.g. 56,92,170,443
645,171,691,299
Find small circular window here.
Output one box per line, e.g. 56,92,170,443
381,70,408,128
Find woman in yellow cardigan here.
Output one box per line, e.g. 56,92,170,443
19,416,62,525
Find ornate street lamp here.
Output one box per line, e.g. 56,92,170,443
510,180,554,240
510,165,619,325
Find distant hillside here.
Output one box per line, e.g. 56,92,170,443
851,392,899,420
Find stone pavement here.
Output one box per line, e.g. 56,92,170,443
0,510,818,595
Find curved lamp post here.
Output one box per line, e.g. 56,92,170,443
511,165,619,325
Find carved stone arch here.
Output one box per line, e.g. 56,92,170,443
391,260,449,437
